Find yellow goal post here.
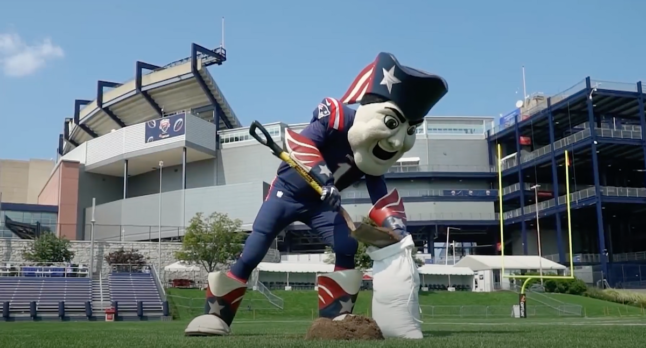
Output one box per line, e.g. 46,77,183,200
496,144,575,300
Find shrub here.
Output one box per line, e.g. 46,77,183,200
585,288,646,307
22,233,74,263
105,248,147,272
564,278,587,295
512,272,586,295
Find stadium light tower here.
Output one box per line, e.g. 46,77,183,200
445,227,461,265
158,161,164,274
530,184,544,285
447,240,458,291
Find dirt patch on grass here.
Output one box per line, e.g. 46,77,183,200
305,315,383,340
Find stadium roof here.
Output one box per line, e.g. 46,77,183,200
454,255,566,271
418,264,474,276
62,44,242,155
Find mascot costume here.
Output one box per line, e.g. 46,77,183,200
184,52,448,337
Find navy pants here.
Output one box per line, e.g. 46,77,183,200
230,180,358,280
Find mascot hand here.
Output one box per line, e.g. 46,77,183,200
320,185,341,211
368,189,411,239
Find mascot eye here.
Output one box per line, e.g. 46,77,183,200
384,115,399,130
407,126,417,135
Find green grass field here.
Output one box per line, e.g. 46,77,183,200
1,289,645,347
167,288,646,320
2,317,646,347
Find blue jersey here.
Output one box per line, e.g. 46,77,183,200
276,97,388,204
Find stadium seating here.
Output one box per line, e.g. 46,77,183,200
0,277,91,312
108,272,163,312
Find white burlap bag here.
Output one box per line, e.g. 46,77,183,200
367,234,422,339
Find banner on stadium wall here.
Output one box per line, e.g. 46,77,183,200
499,108,520,127
519,136,532,145
145,113,186,143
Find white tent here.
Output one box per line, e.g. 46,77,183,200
417,264,474,289
257,262,334,273
455,255,566,271
164,261,200,272
418,265,473,276
256,262,335,288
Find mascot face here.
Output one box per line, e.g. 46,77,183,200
348,101,418,176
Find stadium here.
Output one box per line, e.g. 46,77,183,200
1,41,646,345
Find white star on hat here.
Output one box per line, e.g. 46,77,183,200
380,65,401,94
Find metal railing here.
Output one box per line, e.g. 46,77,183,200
489,79,587,135
501,182,559,196
151,264,167,301
0,262,90,278
419,304,582,318
489,78,643,136
342,189,498,199
489,79,644,136
503,186,646,220
387,164,495,173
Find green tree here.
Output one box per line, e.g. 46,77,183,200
22,233,74,263
324,217,424,270
174,212,245,273
324,241,373,270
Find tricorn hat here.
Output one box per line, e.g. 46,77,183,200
340,52,448,124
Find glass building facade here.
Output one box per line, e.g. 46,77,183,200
0,203,58,238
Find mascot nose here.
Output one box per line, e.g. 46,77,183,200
387,129,407,150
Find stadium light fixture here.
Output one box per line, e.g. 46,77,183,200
445,227,461,265
158,161,164,274
530,184,544,285
447,240,458,291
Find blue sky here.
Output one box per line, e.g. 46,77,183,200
0,0,644,160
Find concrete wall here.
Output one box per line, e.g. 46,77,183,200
75,167,124,240
0,158,55,204
342,201,495,221
217,143,281,186
410,138,491,171
84,181,267,241
37,160,83,240
343,179,492,197
127,159,217,198
0,238,181,276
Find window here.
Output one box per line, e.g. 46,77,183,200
426,120,485,135
220,125,281,144
0,209,59,238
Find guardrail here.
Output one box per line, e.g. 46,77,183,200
0,263,89,278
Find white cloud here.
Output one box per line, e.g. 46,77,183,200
0,32,64,77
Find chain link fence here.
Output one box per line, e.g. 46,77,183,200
419,305,582,318
166,293,586,321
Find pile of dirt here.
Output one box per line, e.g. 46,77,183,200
304,315,384,341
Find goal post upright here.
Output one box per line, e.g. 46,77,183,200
497,144,576,319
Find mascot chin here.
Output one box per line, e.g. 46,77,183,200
183,52,447,340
